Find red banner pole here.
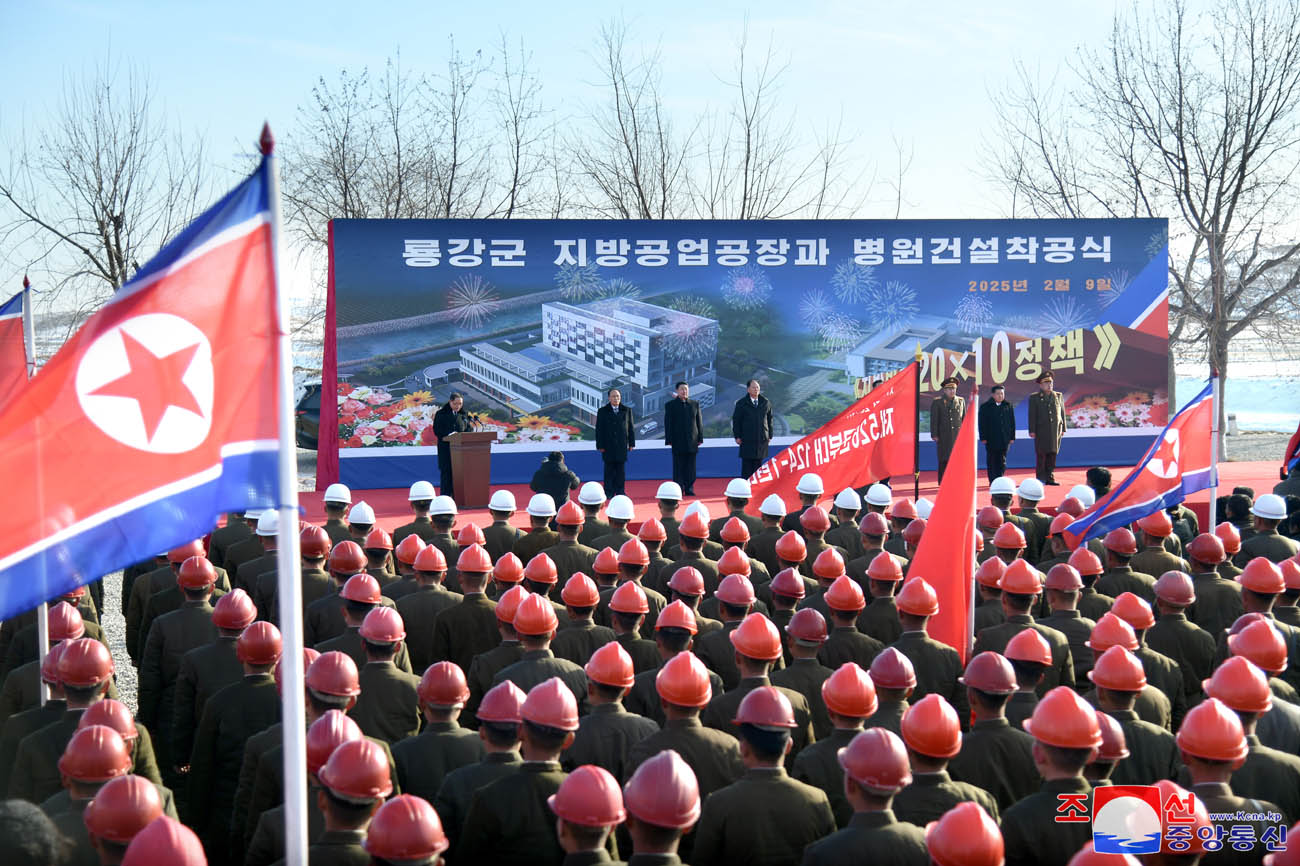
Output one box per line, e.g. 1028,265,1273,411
913,347,922,500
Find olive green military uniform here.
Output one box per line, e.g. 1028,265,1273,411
245,793,325,866
748,525,785,578
595,584,667,642
9,708,87,802
223,535,267,585
432,593,500,675
551,621,616,667
232,720,283,849
0,699,65,795
394,515,439,547
692,766,836,866
1237,529,1299,566
800,809,929,866
315,626,414,675
888,631,969,724
643,551,673,596
1001,777,1094,866
798,541,850,583
320,518,351,546
1187,572,1245,640
1004,691,1037,731
1026,388,1067,484
135,583,229,663
513,528,560,563
589,528,635,554
846,550,906,591
3,608,104,677
892,770,1000,828
930,394,966,479
427,531,463,594
1190,781,1286,866
948,717,1040,811
701,676,815,764
1017,507,1053,563
1232,733,1300,823
234,550,277,596
612,631,661,676
578,517,613,548
382,575,419,602
709,510,764,544
42,777,177,821
1082,686,1172,731
482,519,525,562
138,599,217,783
494,649,588,714
172,635,244,772
563,702,658,781
465,639,523,725
1094,566,1157,606
626,715,743,796
1136,643,1188,727
1077,586,1115,622
973,615,1075,693
254,563,335,623
662,551,720,597
974,597,1005,634
1218,559,1245,580
665,537,725,562
208,515,253,570
624,659,723,728
547,539,600,584
1105,708,1180,786
1131,547,1190,581
1040,609,1097,685
48,798,97,866
819,626,885,672
695,621,746,691
392,719,485,803
435,751,522,861
0,649,119,725
350,660,420,744
396,583,462,673
282,829,369,866
866,699,908,737
856,596,902,646
771,656,834,741
700,593,770,623
824,521,865,564
791,727,859,827
784,505,838,536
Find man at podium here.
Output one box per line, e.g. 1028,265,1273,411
432,392,473,502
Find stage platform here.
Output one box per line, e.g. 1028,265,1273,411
297,460,1283,534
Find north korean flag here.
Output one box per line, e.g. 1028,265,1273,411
1063,381,1216,550
0,157,282,619
0,287,28,402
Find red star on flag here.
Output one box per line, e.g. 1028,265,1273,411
89,331,203,441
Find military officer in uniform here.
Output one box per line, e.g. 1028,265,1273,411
1026,371,1067,485
929,377,965,482
595,388,635,498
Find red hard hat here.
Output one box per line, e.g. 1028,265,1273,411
495,585,529,624
774,530,807,563
1188,532,1227,564
890,499,918,521
678,511,710,540
418,661,470,708
655,600,699,634
1154,570,1196,606
959,651,1017,695
1049,513,1074,536
1087,613,1140,652
902,694,962,759
521,677,580,731
812,548,846,580
556,500,586,526
212,588,257,630
456,543,492,574
870,646,917,690
394,534,425,566
363,527,393,551
586,641,636,689
1023,686,1103,749
786,608,828,644
714,574,756,608
867,551,904,583
1229,612,1267,636
492,552,524,583
618,538,650,567
1103,527,1138,556
1281,558,1300,591
167,540,205,563
177,556,217,590
306,651,361,697
1204,656,1272,714
561,573,600,607
925,801,1004,866
825,575,866,612
320,738,394,801
859,512,890,537
1240,557,1286,594
237,621,283,665
993,522,1027,550
977,505,1005,531
364,795,449,860
800,506,831,533
622,749,701,829
307,709,362,775
456,523,486,548
1137,510,1174,538
821,662,877,718
667,567,705,598
121,817,206,866
1214,522,1242,555
729,612,782,660
276,648,320,695
341,573,382,604
414,544,448,573
1094,710,1130,761
838,727,911,794
477,680,527,725
720,517,751,544
549,764,626,827
40,642,66,686
513,592,560,635
610,581,649,615
301,525,332,559
1058,496,1085,518
655,651,712,707
637,518,668,542
328,540,367,575
58,725,131,782
1068,547,1104,576
359,607,406,643
998,559,1042,595
1111,592,1155,630
1228,618,1287,673
49,601,86,642
770,567,807,599
896,577,940,617
902,518,927,546
733,685,796,727
1087,645,1147,692
79,700,138,743
975,557,1007,589
1005,628,1053,666
84,775,163,844
1044,564,1083,592
1155,781,1214,857
592,548,621,576
58,637,114,687
1176,697,1248,764
717,547,752,577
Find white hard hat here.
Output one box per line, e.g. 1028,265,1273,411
684,501,710,521
1252,493,1288,521
1068,484,1096,508
322,484,352,505
1017,479,1045,502
655,481,683,501
989,477,1017,497
724,478,753,499
255,510,280,536
429,495,458,516
578,481,607,506
408,480,436,502
915,497,933,519
606,495,635,521
347,501,375,525
864,483,892,508
489,490,517,511
760,494,788,517
527,493,557,517
795,473,824,496
834,488,862,511
244,509,264,522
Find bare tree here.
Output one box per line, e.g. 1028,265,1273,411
987,0,1300,444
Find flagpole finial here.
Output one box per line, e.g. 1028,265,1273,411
258,123,275,156
914,342,923,362
22,275,30,290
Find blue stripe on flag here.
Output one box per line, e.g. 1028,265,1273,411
0,290,22,318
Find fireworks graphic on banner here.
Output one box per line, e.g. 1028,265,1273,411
864,280,919,334
829,260,880,304
446,275,501,329
555,263,603,301
1005,315,1043,337
1037,296,1092,335
663,297,719,362
953,294,995,334
1145,229,1168,259
1099,269,1130,309
799,289,834,329
819,313,864,354
722,265,773,310
587,277,642,314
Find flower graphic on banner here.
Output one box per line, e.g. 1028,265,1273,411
722,265,772,311
555,262,603,301
339,385,438,448
1065,389,1165,429
829,260,879,304
864,280,919,334
402,390,435,407
446,275,501,329
799,289,834,329
953,294,995,334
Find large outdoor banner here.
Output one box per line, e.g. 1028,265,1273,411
322,218,1169,489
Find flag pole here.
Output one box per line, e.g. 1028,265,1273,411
914,345,922,500
262,124,308,866
25,276,48,705
1208,369,1220,527
967,385,978,659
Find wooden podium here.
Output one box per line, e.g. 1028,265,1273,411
448,431,494,508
